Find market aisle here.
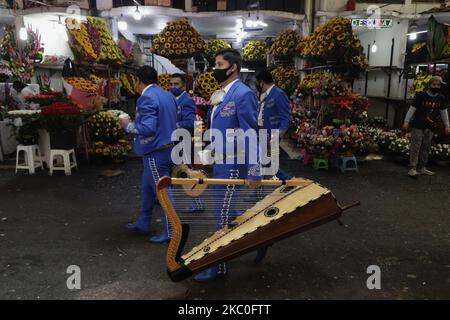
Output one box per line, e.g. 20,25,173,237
0,156,449,299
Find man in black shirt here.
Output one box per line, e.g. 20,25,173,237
403,76,449,177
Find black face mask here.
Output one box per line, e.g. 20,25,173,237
213,65,233,84
429,87,440,94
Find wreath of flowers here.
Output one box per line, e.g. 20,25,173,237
203,39,231,62
270,30,303,61
151,19,204,59
243,40,268,62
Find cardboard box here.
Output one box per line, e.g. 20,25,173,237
217,0,226,11
158,0,172,7
144,0,158,5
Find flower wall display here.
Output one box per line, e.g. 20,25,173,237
87,17,124,63
0,25,35,81
158,73,172,91
271,65,299,94
243,40,268,63
151,19,204,59
270,30,302,61
203,39,231,62
298,17,368,76
197,71,221,100
66,17,124,64
66,18,98,61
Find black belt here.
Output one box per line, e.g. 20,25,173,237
144,143,174,156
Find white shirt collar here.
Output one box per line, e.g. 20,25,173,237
222,79,239,95
265,84,275,96
141,84,155,96
176,91,186,100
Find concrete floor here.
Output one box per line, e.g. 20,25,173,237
0,155,449,300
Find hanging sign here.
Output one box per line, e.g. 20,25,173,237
351,18,393,29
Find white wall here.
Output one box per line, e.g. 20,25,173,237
357,19,409,68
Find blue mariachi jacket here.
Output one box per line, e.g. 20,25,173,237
126,85,177,156
206,80,261,180
176,91,196,132
259,85,291,133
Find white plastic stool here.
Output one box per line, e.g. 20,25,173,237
49,149,77,176
15,144,43,174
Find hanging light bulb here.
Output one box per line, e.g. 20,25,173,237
133,6,142,21
409,21,418,40
19,27,27,41
371,41,377,53
118,14,127,31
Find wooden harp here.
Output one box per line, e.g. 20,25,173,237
157,177,358,282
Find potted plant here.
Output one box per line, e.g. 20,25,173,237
430,144,450,166
40,102,83,149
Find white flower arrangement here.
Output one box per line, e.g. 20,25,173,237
106,109,126,118
388,137,410,158
430,144,450,161
7,110,41,116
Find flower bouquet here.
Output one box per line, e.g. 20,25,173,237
120,73,138,96
197,71,221,100
335,124,364,155
430,143,450,165
388,137,410,162
93,139,133,162
270,30,302,62
203,39,231,63
243,40,268,64
87,111,124,144
40,102,83,149
25,26,44,63
151,19,204,59
271,65,299,95
158,74,172,91
87,17,124,64
411,73,432,96
299,17,368,76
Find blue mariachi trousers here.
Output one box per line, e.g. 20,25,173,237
135,148,172,236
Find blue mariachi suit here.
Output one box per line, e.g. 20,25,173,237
198,80,261,280
175,91,196,133
259,85,292,180
125,84,177,239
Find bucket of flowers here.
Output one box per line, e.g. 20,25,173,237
6,110,42,145
40,102,83,149
430,144,450,166
335,124,364,156
388,137,410,163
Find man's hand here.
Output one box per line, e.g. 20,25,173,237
246,179,262,189
118,118,130,129
403,123,410,132
445,127,450,136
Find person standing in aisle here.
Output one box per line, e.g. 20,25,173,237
119,66,177,243
170,73,196,163
255,68,292,181
403,76,449,177
194,48,261,282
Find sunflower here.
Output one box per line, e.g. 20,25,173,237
333,25,342,33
